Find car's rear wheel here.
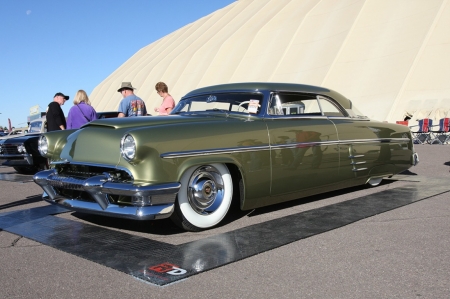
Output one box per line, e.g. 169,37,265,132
170,164,233,232
367,177,382,187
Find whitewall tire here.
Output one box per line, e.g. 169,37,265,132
171,164,233,231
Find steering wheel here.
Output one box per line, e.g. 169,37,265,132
238,101,260,113
238,101,251,112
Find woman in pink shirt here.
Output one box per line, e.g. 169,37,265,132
154,82,175,115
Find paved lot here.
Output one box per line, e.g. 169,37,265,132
0,144,449,298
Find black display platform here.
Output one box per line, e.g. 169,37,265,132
1,177,448,286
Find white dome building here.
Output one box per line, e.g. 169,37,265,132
90,0,450,124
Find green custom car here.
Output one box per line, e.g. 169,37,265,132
33,82,418,231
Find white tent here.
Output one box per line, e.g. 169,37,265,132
90,0,450,124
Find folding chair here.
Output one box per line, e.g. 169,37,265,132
430,118,450,145
409,118,433,144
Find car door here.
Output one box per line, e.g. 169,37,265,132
265,92,340,199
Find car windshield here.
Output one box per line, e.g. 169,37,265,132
172,93,264,115
29,121,43,133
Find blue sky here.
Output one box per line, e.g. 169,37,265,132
0,0,235,129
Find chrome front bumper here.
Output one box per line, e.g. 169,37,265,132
33,169,181,220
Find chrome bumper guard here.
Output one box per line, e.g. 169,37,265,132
34,169,181,220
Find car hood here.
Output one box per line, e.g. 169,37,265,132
58,114,257,167
0,133,40,143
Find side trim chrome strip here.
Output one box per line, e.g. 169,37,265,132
340,138,409,144
161,145,271,159
272,141,337,150
161,138,411,159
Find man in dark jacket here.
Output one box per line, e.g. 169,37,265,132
46,92,68,131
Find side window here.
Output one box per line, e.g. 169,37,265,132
268,93,346,117
317,96,345,117
302,98,321,115
268,93,322,116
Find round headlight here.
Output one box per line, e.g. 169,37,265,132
38,135,48,156
121,134,136,161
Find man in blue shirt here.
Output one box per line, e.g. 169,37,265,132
117,82,147,117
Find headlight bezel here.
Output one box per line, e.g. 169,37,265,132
38,135,48,156
120,134,136,162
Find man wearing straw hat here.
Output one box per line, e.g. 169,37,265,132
117,82,147,117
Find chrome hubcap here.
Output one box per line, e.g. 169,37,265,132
188,166,224,215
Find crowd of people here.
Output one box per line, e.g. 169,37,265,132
46,81,176,132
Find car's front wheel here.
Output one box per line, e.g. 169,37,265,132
170,164,233,232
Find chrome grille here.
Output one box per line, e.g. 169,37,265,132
54,164,133,181
46,174,85,191
1,144,21,155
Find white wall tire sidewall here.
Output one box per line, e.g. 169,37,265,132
368,177,382,187
178,163,233,229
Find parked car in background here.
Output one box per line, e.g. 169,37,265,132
32,83,418,231
0,112,118,174
1,127,29,138
0,117,48,173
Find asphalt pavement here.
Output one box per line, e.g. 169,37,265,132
0,144,449,298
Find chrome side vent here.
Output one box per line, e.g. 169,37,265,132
348,146,367,172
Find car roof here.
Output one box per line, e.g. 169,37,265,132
182,82,352,109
